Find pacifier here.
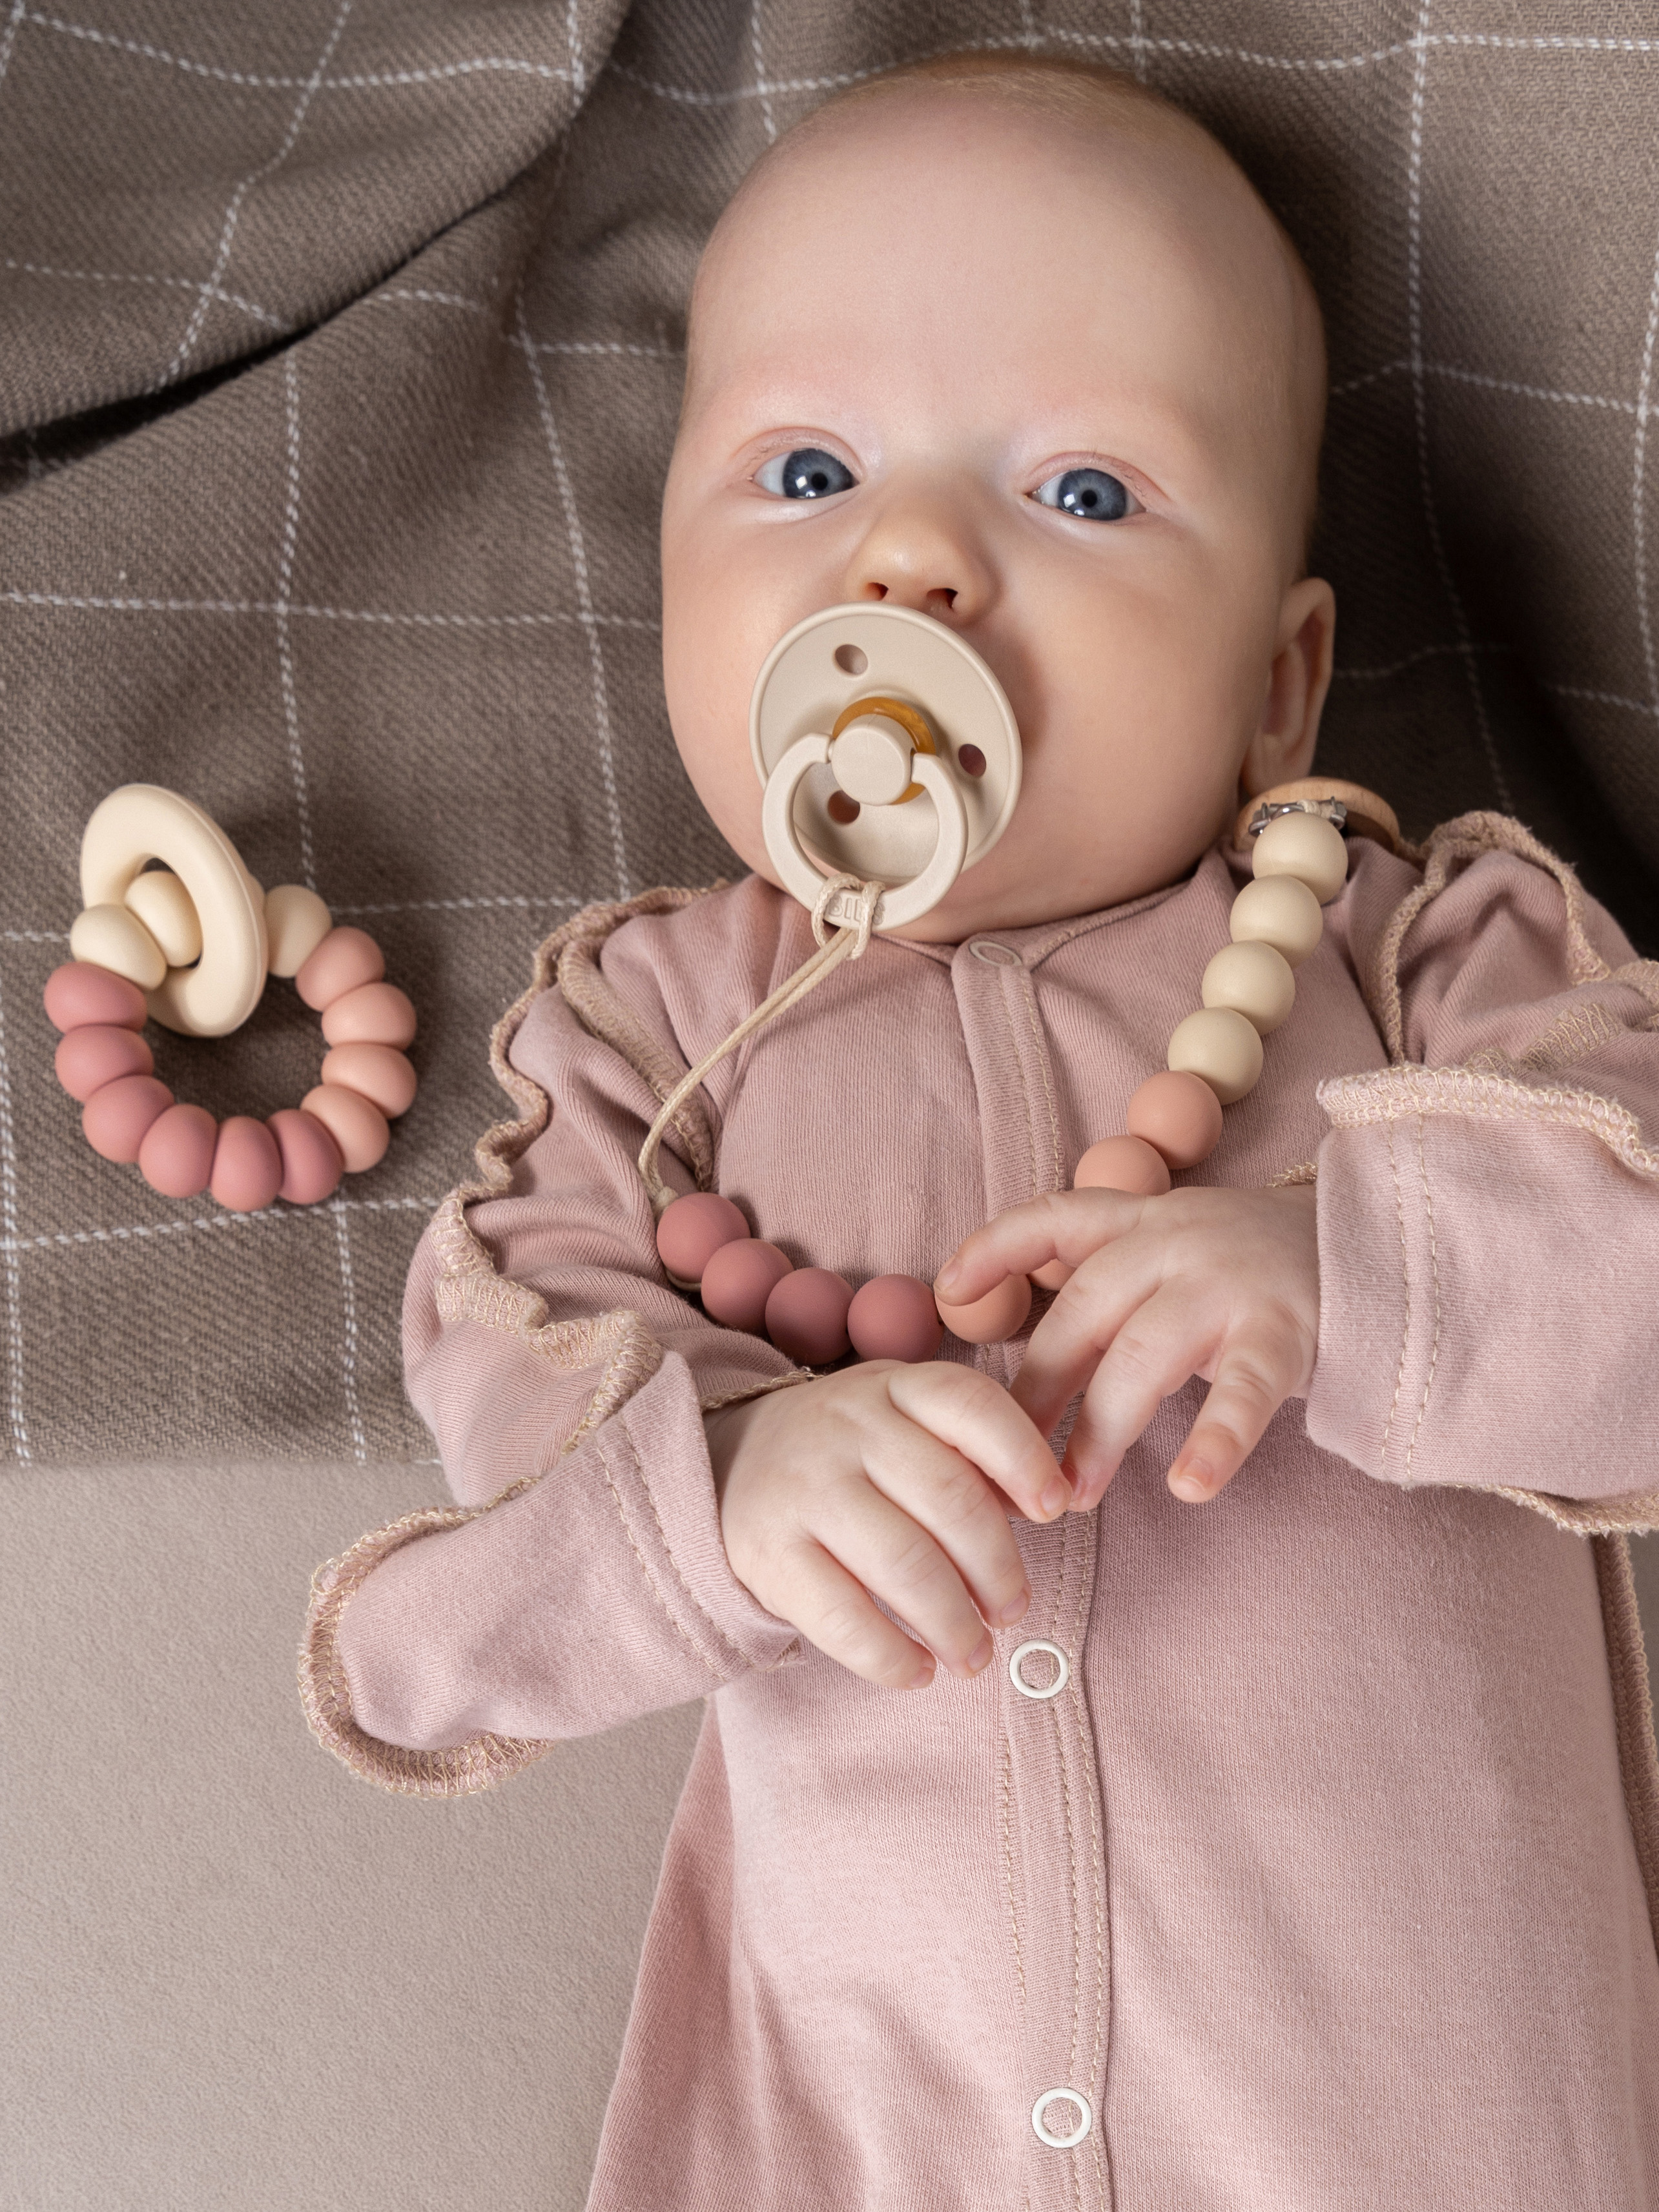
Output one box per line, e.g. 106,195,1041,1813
748,602,1022,932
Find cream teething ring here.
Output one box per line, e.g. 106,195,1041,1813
47,784,419,1211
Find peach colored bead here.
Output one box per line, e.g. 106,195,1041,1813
320,1041,417,1119
301,1083,391,1173
1167,1007,1264,1105
1229,875,1322,967
320,981,417,1050
1125,1070,1224,1169
1030,1259,1073,1293
934,1271,1032,1346
765,1267,854,1367
82,1074,173,1163
55,1023,153,1103
700,1238,793,1333
138,1102,218,1198
1200,939,1296,1034
656,1193,749,1282
268,1109,344,1205
847,1274,943,1364
210,1116,283,1213
295,926,386,1011
1074,1134,1171,1196
44,961,148,1033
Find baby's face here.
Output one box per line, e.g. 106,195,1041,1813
661,88,1332,938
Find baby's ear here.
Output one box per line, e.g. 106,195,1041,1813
1241,577,1336,795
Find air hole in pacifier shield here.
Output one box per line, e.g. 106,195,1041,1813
958,744,986,779
833,643,868,675
826,791,861,825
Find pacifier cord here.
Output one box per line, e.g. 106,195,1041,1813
636,875,883,1218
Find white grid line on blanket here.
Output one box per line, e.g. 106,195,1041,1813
368,285,682,356
3,257,286,329
277,353,318,890
517,285,632,901
157,0,352,392
22,12,574,92
0,964,31,1461
1551,682,1659,716
565,0,586,103
1,1193,440,1253
1330,357,1645,415
331,894,587,914
1405,3,1514,814
0,1,26,92
751,0,777,143
1633,237,1659,718
0,591,659,631
3,928,68,943
329,1194,368,1460
1330,640,1507,681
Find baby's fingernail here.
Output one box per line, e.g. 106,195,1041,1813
1040,1476,1071,1517
998,1592,1030,1626
1170,1463,1214,1503
934,1259,962,1296
908,1655,937,1690
966,1633,993,1674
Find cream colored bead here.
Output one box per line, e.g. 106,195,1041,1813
1229,875,1323,967
69,902,167,990
123,868,202,968
1200,939,1295,1034
1252,810,1348,904
265,884,333,978
1167,1006,1264,1104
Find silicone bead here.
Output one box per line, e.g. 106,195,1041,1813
82,1074,174,1163
44,961,149,1033
300,1083,391,1173
934,1272,1033,1346
209,1115,283,1213
54,1024,153,1103
765,1267,854,1366
700,1238,793,1333
267,1109,344,1204
1252,811,1348,904
1200,940,1296,1034
320,981,417,1050
1228,876,1323,968
1125,1070,1224,1169
655,1192,750,1283
138,1101,218,1198
847,1274,944,1364
1167,1007,1264,1104
265,885,334,979
1074,1134,1171,1196
123,868,202,968
68,903,167,990
319,1041,417,1119
295,927,386,1011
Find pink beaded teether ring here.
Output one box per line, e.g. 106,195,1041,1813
45,784,418,1211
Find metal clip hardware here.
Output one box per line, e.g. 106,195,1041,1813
1244,796,1349,839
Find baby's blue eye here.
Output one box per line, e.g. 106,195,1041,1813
1032,466,1137,522
756,447,858,500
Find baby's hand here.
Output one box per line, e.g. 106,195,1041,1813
933,1184,1319,1513
705,1364,1067,1690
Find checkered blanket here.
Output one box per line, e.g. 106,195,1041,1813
1,0,1655,1463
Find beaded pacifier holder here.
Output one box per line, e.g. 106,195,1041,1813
644,604,1399,1366
43,786,418,1211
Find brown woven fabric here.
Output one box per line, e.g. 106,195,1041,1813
3,0,1657,1462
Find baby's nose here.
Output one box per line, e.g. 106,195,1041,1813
845,498,993,622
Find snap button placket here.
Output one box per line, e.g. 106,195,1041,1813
1031,2087,1093,2149
1008,1638,1069,1699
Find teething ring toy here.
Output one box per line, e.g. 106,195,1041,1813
45,783,419,1213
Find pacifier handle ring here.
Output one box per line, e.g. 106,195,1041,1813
760,735,970,933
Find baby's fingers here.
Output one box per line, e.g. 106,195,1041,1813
934,1189,1142,1310
1167,1319,1312,1504
768,1537,939,1690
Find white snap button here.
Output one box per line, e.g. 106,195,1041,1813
969,937,1022,966
1031,2087,1092,2149
1008,1639,1069,1699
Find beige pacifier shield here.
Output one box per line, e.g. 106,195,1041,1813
79,785,269,1037
749,603,1021,889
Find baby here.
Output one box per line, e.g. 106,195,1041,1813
306,56,1659,2209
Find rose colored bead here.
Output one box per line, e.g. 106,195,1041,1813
138,1102,218,1198
54,1023,154,1103
320,981,417,1050
934,1272,1033,1346
655,1192,749,1283
765,1267,854,1367
300,1083,391,1173
43,961,148,1034
82,1074,174,1163
700,1238,793,1333
209,1116,283,1213
1074,1134,1171,1197
294,926,386,1011
319,1041,417,1118
267,1109,344,1205
847,1274,943,1364
1124,1069,1225,1169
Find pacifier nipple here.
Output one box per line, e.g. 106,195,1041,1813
748,602,1022,934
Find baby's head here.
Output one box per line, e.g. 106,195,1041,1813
661,56,1332,938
